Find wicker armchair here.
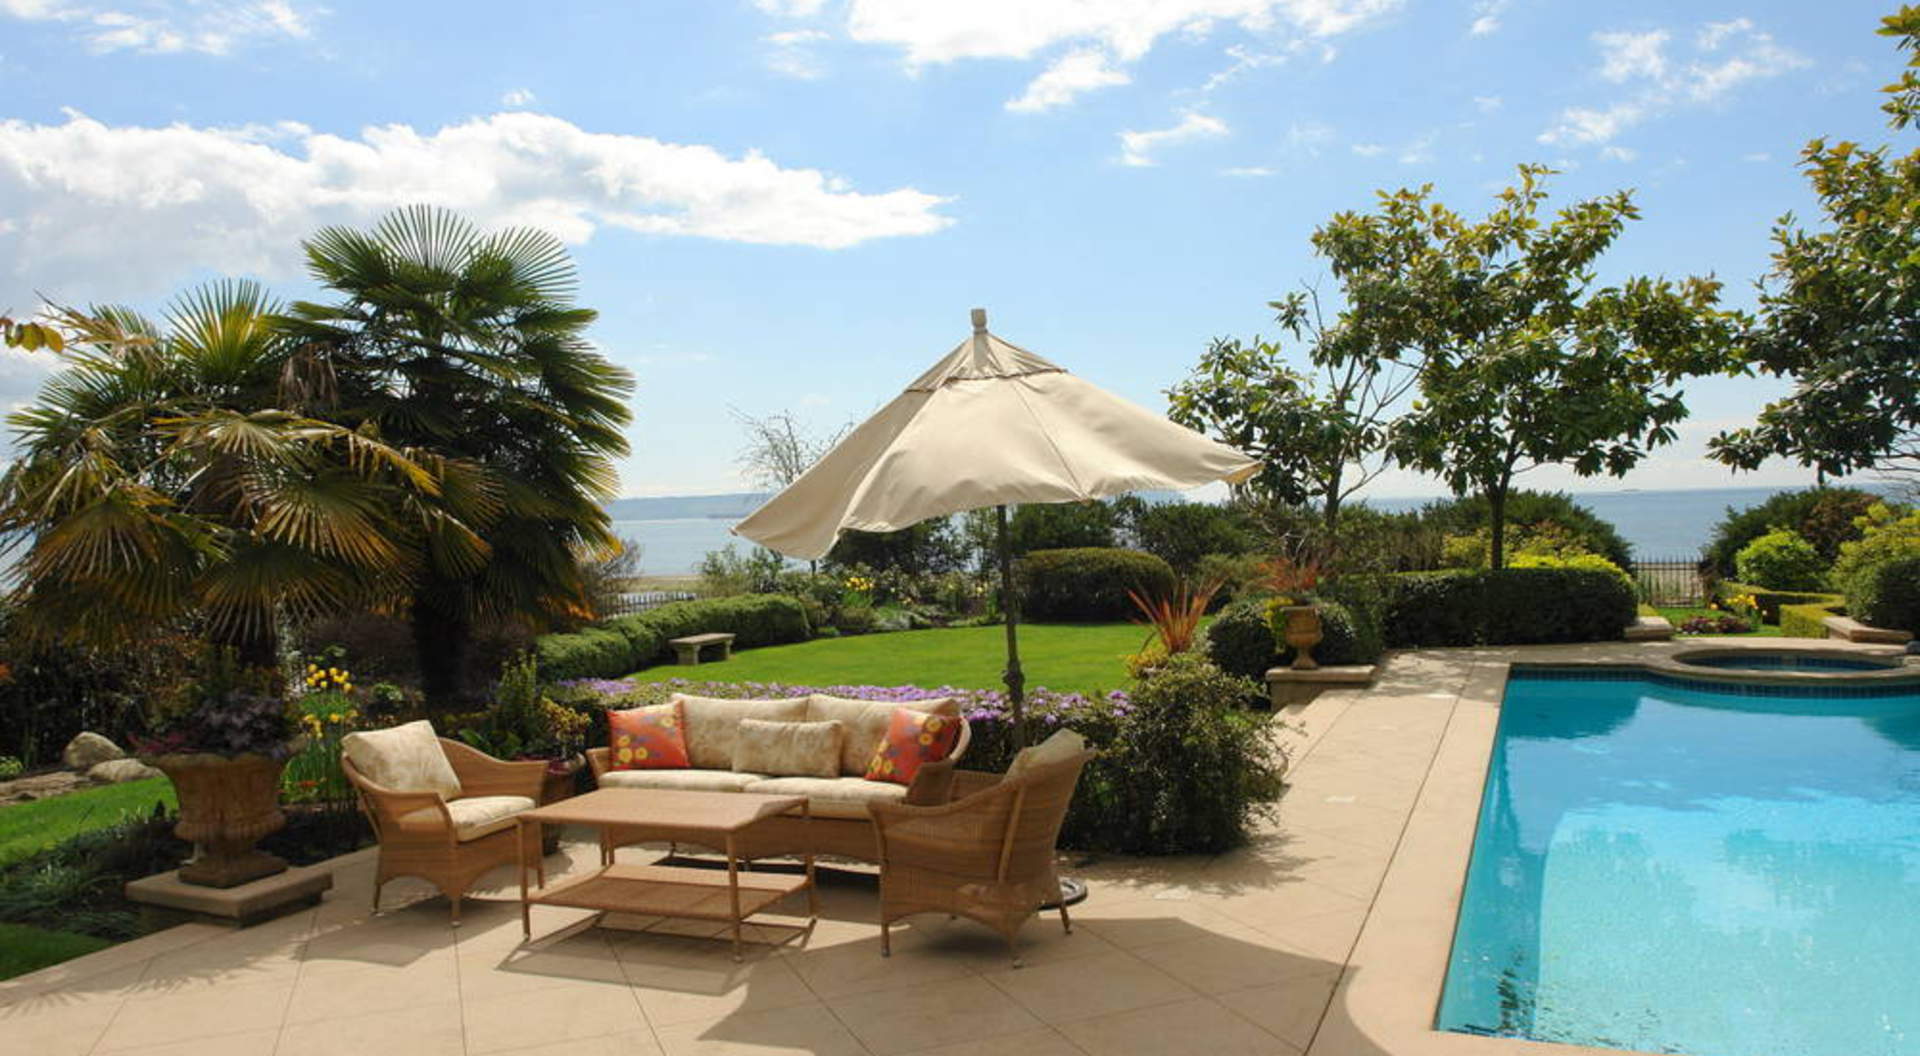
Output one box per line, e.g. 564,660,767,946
869,748,1095,966
342,737,546,923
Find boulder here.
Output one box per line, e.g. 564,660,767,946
63,731,126,770
0,771,89,805
89,758,162,784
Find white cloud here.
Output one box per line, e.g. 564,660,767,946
1541,20,1805,148
1350,142,1385,157
1600,145,1638,162
0,111,954,307
754,0,825,15
764,28,830,79
1595,28,1668,82
500,87,536,108
1742,151,1771,163
0,0,312,55
1118,111,1228,167
1221,165,1276,177
1468,0,1510,36
1397,131,1435,165
1006,48,1130,112
1473,94,1503,112
1284,119,1334,157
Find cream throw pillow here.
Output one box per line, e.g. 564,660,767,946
672,694,809,770
731,719,844,779
1006,728,1087,781
342,720,462,798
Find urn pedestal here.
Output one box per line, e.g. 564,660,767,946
145,753,289,889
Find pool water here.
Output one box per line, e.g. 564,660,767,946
1683,653,1891,672
1438,670,1920,1056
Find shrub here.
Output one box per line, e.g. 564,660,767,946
698,544,786,596
1832,504,1920,633
1268,598,1383,667
1381,568,1635,646
1734,528,1826,591
1679,613,1752,635
1419,491,1633,570
1193,551,1269,606
1509,551,1631,585
1712,581,1842,623
1087,654,1287,854
0,757,20,779
1703,487,1888,576
1779,600,1840,638
1017,548,1176,621
532,627,634,682
536,594,815,679
1008,501,1116,554
1125,501,1258,574
835,606,877,635
1203,595,1280,681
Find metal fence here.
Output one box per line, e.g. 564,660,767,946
1631,557,1707,607
600,590,698,617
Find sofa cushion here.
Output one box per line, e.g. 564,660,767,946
864,708,963,787
342,720,461,799
732,719,843,779
743,776,908,820
674,694,809,770
415,794,533,841
805,694,957,776
599,769,768,793
607,701,690,770
1006,728,1088,780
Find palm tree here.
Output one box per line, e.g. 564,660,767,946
0,281,458,665
279,207,634,703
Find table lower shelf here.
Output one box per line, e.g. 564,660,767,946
528,862,809,922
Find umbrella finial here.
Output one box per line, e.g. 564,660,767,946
970,307,988,333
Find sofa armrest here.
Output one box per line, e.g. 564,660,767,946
440,738,546,800
585,746,612,782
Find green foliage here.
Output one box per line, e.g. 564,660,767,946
1734,528,1827,591
1418,491,1633,570
1712,582,1843,623
1509,551,1632,590
698,544,787,596
1201,596,1279,681
1318,165,1731,568
826,518,967,575
1832,503,1920,631
1126,502,1258,574
1008,501,1117,554
1078,653,1286,855
1702,487,1887,576
0,757,19,779
0,922,111,981
1264,598,1382,668
1017,548,1177,621
1381,569,1636,646
1193,551,1270,605
1711,10,1920,477
1779,600,1842,638
533,595,812,680
0,780,175,869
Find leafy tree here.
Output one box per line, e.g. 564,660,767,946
1169,286,1418,535
1317,166,1732,567
281,207,634,704
0,283,451,664
1127,501,1257,574
1701,486,1888,576
826,517,966,575
1710,8,1920,480
1008,501,1116,554
731,407,848,491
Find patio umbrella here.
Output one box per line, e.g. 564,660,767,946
734,308,1259,747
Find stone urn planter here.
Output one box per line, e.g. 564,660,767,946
143,752,289,888
1278,604,1323,671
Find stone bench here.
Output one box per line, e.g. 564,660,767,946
1823,614,1915,644
669,632,737,665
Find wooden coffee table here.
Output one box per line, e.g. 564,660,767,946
515,788,816,960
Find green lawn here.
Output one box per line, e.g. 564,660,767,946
0,776,175,868
625,622,1155,695
0,922,112,980
1656,606,1787,637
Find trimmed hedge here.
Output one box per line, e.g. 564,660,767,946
1714,582,1843,624
1203,596,1279,682
1845,554,1920,634
1779,601,1840,639
1017,548,1176,622
1382,568,1636,647
534,595,812,680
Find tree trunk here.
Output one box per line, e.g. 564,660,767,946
1486,480,1510,571
1321,467,1344,566
413,597,475,708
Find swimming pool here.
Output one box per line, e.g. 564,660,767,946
1437,668,1920,1056
1680,651,1894,672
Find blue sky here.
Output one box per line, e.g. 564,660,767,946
0,0,1903,499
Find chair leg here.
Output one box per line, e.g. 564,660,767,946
450,893,462,926
1007,935,1023,970
370,879,383,915
880,920,891,958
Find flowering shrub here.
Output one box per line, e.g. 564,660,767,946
1679,613,1752,635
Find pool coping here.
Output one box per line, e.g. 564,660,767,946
1307,638,1914,1056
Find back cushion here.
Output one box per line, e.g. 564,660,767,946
342,720,462,798
673,694,809,770
731,719,844,779
806,694,957,775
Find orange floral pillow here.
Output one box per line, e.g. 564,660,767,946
607,701,690,771
864,707,961,786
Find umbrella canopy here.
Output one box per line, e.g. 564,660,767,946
735,309,1260,560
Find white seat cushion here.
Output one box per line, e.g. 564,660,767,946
598,768,769,793
672,694,810,770
342,720,461,798
1006,728,1087,780
406,795,534,841
804,694,957,776
743,776,908,820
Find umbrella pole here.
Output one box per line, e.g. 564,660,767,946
998,503,1027,750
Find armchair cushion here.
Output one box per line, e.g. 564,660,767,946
445,795,536,841
674,694,809,770
864,708,962,787
342,720,462,798
608,701,691,770
743,776,908,820
1006,728,1088,780
805,694,957,775
732,719,843,779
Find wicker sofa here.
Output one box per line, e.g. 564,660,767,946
586,692,971,862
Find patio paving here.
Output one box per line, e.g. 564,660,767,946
4,639,1902,1056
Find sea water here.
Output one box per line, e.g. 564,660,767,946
1438,670,1920,1056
